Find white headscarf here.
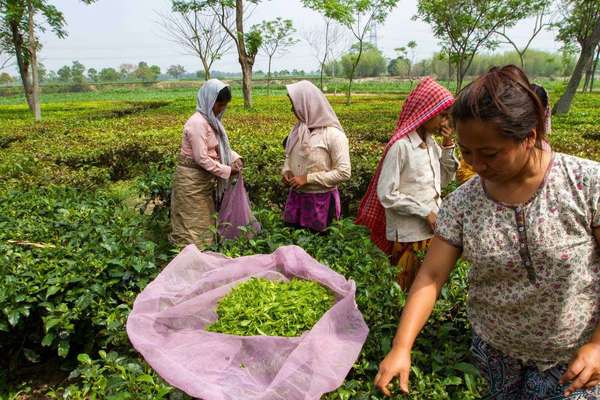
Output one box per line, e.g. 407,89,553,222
196,79,233,203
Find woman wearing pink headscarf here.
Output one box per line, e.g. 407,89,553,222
282,80,351,232
356,77,458,290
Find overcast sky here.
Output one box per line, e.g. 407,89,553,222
7,0,562,75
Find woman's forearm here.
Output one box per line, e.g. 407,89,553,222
392,271,444,350
391,238,460,351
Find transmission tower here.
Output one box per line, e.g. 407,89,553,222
368,23,378,48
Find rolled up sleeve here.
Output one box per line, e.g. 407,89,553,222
377,141,431,218
306,129,351,187
187,125,231,179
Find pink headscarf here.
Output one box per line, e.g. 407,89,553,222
285,81,343,155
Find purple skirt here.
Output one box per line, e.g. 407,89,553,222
283,188,341,232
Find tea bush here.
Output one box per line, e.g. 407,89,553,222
1,87,599,398
0,186,170,372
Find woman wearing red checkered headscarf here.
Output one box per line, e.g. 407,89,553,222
356,77,458,290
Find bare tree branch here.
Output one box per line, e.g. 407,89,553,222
156,7,233,79
0,51,13,70
493,3,554,68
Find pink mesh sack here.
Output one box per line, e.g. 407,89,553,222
217,174,261,240
126,245,369,400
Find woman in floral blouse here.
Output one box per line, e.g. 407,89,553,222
375,65,600,399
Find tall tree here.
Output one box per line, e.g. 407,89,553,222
158,2,232,80
26,0,40,120
390,41,417,85
340,42,386,78
303,0,400,104
590,44,600,91
118,63,136,80
87,67,98,82
304,18,346,90
174,0,265,108
416,0,546,91
255,17,298,95
582,47,596,92
0,0,97,120
553,0,600,114
56,65,71,82
492,1,551,69
167,64,186,79
99,67,119,82
71,60,86,85
135,61,161,82
406,40,417,83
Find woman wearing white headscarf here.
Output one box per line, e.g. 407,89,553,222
170,79,242,248
282,80,351,232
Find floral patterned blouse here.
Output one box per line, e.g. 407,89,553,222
436,152,600,370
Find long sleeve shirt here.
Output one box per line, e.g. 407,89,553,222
377,130,458,242
180,112,240,180
282,126,351,193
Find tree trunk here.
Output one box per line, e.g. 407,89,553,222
202,59,210,80
9,20,34,111
319,52,327,90
346,74,354,105
235,0,252,108
28,0,41,122
518,51,525,70
332,61,337,94
447,58,451,88
346,41,364,105
319,63,324,90
590,45,600,92
554,21,600,115
241,62,253,108
267,55,272,96
456,58,464,93
582,56,593,93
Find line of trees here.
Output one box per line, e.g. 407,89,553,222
400,49,577,81
2,0,600,117
25,61,164,84
319,48,577,83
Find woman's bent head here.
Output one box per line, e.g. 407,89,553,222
213,86,232,115
452,65,547,182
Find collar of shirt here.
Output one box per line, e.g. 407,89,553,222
407,130,436,149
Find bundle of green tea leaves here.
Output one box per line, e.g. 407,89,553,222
206,278,335,337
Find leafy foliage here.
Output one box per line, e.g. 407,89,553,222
207,278,335,337
55,352,177,400
415,0,547,89
1,87,599,398
255,17,298,59
0,189,157,358
339,42,387,78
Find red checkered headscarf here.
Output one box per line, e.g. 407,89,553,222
355,77,455,254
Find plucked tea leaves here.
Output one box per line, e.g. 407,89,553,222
206,278,335,337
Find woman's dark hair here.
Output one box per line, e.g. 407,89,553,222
452,65,546,149
216,86,232,103
531,83,548,109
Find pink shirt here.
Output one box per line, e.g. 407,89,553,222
180,112,240,179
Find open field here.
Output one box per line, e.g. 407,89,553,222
1,85,600,399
